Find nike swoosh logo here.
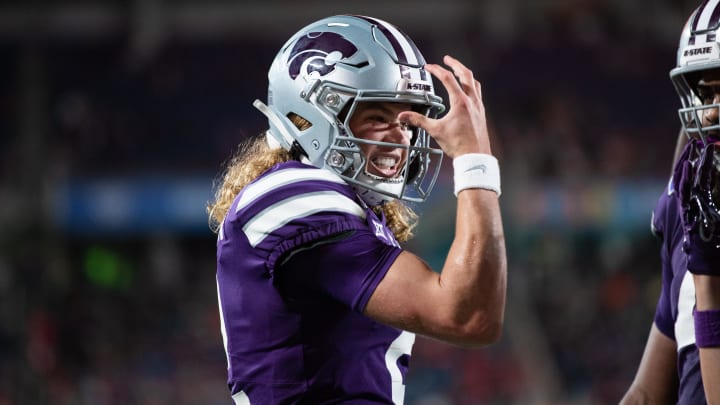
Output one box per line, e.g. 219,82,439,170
465,164,487,173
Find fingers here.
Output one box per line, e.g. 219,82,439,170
424,63,463,107
417,55,489,156
697,143,716,190
424,55,481,105
674,139,699,203
679,160,693,205
678,137,695,164
398,110,431,132
474,80,483,100
442,55,478,96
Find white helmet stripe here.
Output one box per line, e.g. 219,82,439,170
356,16,422,64
375,19,419,66
368,16,429,82
697,0,720,43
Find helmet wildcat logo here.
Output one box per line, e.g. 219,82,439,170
288,32,358,80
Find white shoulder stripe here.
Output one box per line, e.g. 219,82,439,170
244,190,365,247
236,167,346,214
216,277,231,368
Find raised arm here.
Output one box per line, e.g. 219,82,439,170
364,55,507,347
675,137,720,404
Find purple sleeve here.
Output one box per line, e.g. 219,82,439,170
651,188,676,340
277,228,403,312
653,245,676,340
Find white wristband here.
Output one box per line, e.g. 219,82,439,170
453,153,501,196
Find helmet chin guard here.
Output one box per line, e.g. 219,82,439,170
258,15,445,205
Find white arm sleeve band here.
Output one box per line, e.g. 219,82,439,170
453,153,501,197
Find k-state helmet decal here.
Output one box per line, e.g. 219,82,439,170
288,32,358,80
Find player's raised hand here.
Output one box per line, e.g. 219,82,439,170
398,55,491,159
676,140,720,275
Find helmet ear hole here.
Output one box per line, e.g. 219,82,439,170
286,113,312,160
287,113,313,131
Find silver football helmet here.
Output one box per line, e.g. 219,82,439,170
254,15,445,205
671,2,720,144
671,3,720,237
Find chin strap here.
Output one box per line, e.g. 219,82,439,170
352,184,391,206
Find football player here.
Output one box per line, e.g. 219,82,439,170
207,15,507,404
621,2,720,403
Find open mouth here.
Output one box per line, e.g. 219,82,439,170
368,155,403,178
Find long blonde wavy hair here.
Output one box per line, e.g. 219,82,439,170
207,122,418,243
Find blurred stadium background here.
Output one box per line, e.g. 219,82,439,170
0,0,701,403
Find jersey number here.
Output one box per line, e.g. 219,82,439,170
384,331,415,404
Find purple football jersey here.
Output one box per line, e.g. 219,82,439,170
216,161,413,404
651,178,706,404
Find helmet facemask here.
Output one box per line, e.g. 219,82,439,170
672,69,720,145
318,90,443,205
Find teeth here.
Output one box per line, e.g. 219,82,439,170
373,157,397,169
